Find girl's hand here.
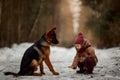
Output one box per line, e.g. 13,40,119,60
68,66,76,69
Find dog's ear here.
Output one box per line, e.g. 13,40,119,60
47,27,56,35
52,27,56,31
49,27,56,32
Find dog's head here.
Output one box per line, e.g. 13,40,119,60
46,27,59,44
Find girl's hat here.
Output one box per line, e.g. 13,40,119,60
74,32,84,44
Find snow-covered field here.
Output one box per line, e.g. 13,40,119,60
0,43,120,80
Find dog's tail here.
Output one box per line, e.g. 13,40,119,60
4,72,18,77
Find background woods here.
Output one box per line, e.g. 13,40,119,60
0,0,120,48
0,0,58,47
0,0,75,48
80,0,120,48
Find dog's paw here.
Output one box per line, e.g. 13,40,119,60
33,73,42,76
53,72,59,75
41,72,45,75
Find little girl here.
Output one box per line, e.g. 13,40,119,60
69,32,98,74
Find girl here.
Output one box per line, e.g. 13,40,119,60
69,32,98,74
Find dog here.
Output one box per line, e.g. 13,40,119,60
4,27,59,76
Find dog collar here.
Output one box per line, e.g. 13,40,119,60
33,47,45,58
40,41,50,47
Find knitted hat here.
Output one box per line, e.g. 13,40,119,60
74,32,84,44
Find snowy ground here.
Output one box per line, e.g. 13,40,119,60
0,43,120,80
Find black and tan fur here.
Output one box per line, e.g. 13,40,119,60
4,27,59,76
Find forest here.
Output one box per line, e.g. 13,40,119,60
0,0,120,48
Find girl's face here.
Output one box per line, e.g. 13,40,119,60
75,44,81,50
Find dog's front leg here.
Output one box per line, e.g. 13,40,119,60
44,57,59,75
39,61,45,75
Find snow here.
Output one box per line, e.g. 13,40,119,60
0,43,120,80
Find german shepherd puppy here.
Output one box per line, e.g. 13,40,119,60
4,27,59,76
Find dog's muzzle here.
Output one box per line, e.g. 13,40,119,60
52,38,59,44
